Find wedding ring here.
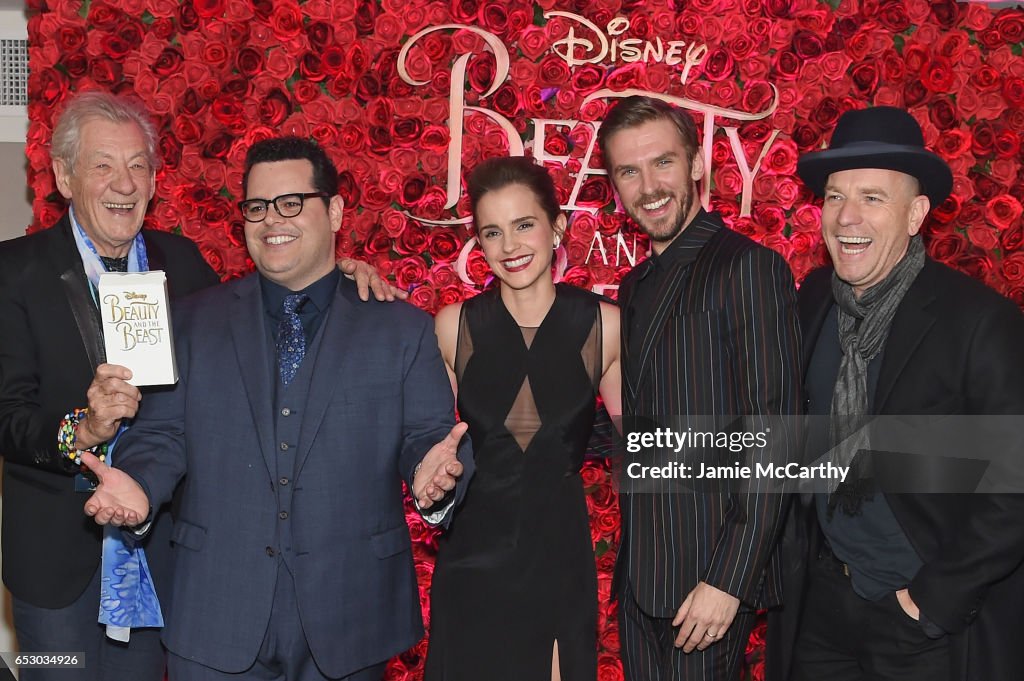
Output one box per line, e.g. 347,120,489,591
705,631,717,639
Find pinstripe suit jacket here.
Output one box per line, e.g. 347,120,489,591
616,210,802,617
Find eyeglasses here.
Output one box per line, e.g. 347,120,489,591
238,192,329,222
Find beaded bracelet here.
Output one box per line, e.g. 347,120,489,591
56,408,106,465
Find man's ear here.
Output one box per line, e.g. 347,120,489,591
907,194,929,237
53,159,73,200
329,195,344,233
690,151,705,182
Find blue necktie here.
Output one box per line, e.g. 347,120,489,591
277,294,308,385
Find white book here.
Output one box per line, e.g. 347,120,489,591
99,271,178,386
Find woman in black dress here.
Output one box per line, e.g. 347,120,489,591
425,156,621,681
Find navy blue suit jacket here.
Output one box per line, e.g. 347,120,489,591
115,272,473,677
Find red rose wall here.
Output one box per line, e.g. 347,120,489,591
25,0,1024,679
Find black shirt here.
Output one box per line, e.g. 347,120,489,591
260,268,339,344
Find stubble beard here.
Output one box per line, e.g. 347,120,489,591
628,185,695,245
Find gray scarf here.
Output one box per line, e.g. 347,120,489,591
827,235,925,516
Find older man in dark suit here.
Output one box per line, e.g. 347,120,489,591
783,106,1024,681
81,137,473,681
0,91,220,681
598,95,802,681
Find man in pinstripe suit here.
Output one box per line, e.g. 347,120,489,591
598,96,802,681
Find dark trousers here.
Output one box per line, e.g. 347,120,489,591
168,563,385,681
791,555,951,681
618,582,757,681
11,564,164,681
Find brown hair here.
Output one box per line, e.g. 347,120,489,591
597,95,699,168
467,156,561,227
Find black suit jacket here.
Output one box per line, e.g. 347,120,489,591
772,259,1024,681
616,212,802,615
0,215,218,607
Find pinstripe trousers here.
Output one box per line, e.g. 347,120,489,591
618,582,757,681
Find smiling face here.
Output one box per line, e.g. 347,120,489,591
603,118,704,254
475,182,566,292
821,168,929,297
53,118,155,257
243,159,343,291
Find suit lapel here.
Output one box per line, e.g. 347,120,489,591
629,215,721,400
874,263,937,412
230,276,277,477
293,280,355,477
50,216,106,368
631,259,691,399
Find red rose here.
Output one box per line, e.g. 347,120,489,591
57,25,87,53
577,178,613,209
256,89,291,127
356,73,382,101
791,29,824,60
771,50,801,81
711,80,741,108
149,46,184,79
482,83,519,118
994,9,1024,43
28,67,68,106
993,130,1021,160
367,125,391,155
193,0,224,18
920,57,956,94
393,257,429,291
88,57,122,86
875,0,911,31
415,186,449,221
1002,78,1024,110
986,196,1023,231
1002,253,1024,285
968,223,1000,251
235,47,264,77
464,248,492,287
100,34,132,61
269,2,302,41
538,54,571,87
477,2,508,35
438,284,464,308
87,1,122,29
177,2,200,31
930,192,962,224
991,159,1017,187
1001,223,1023,253
299,53,325,82
971,122,997,156
409,284,438,314
396,222,430,255
701,47,735,82
764,0,795,18
928,230,967,265
429,229,462,262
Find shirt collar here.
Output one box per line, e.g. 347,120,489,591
260,268,339,319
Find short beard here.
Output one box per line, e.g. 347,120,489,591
628,186,694,245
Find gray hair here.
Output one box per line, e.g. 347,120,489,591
51,91,161,171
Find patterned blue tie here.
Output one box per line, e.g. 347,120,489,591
277,294,308,385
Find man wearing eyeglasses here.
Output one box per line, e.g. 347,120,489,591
78,136,474,681
0,93,401,681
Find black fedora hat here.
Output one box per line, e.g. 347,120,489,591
797,106,953,207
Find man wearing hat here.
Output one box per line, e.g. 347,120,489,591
777,106,1024,680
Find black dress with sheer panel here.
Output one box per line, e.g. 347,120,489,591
424,283,603,681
